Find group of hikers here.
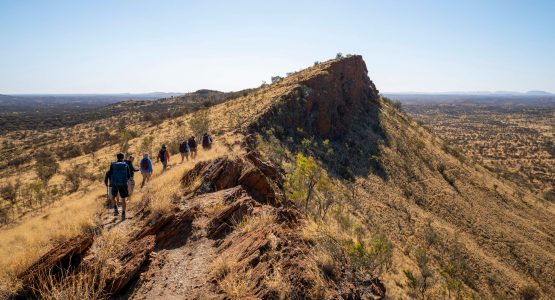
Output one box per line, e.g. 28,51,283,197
104,133,213,219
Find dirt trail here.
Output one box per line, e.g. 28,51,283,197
126,237,218,300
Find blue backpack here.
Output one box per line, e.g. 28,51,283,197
110,161,128,185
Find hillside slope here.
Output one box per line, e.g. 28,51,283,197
12,55,555,299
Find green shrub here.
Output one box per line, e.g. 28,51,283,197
35,150,60,186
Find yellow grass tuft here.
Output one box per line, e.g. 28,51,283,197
236,210,276,234
219,267,254,299
263,265,291,299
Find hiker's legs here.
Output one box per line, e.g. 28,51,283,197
127,178,135,199
162,161,167,171
110,187,118,209
180,152,185,163
141,173,151,188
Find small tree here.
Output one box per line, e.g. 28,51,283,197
35,150,60,187
0,183,18,222
285,153,333,217
271,76,283,83
139,135,154,155
63,167,83,193
189,109,210,138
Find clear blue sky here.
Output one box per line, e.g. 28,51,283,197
1,0,554,94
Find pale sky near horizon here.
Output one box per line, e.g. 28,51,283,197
1,0,554,94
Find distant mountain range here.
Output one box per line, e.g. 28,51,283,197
0,92,184,107
384,90,553,96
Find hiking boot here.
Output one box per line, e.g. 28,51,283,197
113,208,119,216
121,211,126,220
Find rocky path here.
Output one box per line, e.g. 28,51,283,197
126,237,218,300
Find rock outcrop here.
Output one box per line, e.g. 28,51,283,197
252,55,380,139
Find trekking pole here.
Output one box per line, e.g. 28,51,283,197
106,185,111,208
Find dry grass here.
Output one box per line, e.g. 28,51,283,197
89,227,129,266
204,202,228,218
0,189,102,295
34,266,107,300
236,210,276,233
263,265,291,299
143,143,230,214
210,255,238,279
219,267,254,299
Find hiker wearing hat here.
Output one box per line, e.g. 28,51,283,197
157,144,171,171
139,153,153,188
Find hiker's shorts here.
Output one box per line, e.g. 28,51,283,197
111,185,129,198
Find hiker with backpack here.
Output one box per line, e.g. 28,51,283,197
188,136,197,159
201,132,212,150
157,144,170,171
139,153,153,188
179,139,190,163
104,153,131,219
124,154,139,197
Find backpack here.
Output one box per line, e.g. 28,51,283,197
140,158,149,170
179,141,188,153
110,161,128,186
159,149,167,162
202,134,212,147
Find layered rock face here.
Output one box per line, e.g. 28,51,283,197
253,55,380,139
301,55,380,137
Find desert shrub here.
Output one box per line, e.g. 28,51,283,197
543,188,555,203
285,153,333,218
392,100,403,111
189,109,210,138
139,135,154,155
82,136,103,154
336,52,343,59
35,150,60,186
519,285,540,300
404,247,432,299
271,76,283,83
342,233,393,275
439,263,463,299
118,129,138,155
56,144,82,160
63,166,83,193
0,183,17,204
423,220,439,247
7,155,31,168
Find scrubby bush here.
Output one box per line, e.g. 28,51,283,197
519,285,540,300
35,150,60,186
63,167,83,192
285,153,333,218
56,144,83,159
189,109,210,138
139,135,154,155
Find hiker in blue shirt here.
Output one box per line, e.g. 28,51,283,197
104,153,131,219
139,153,153,188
